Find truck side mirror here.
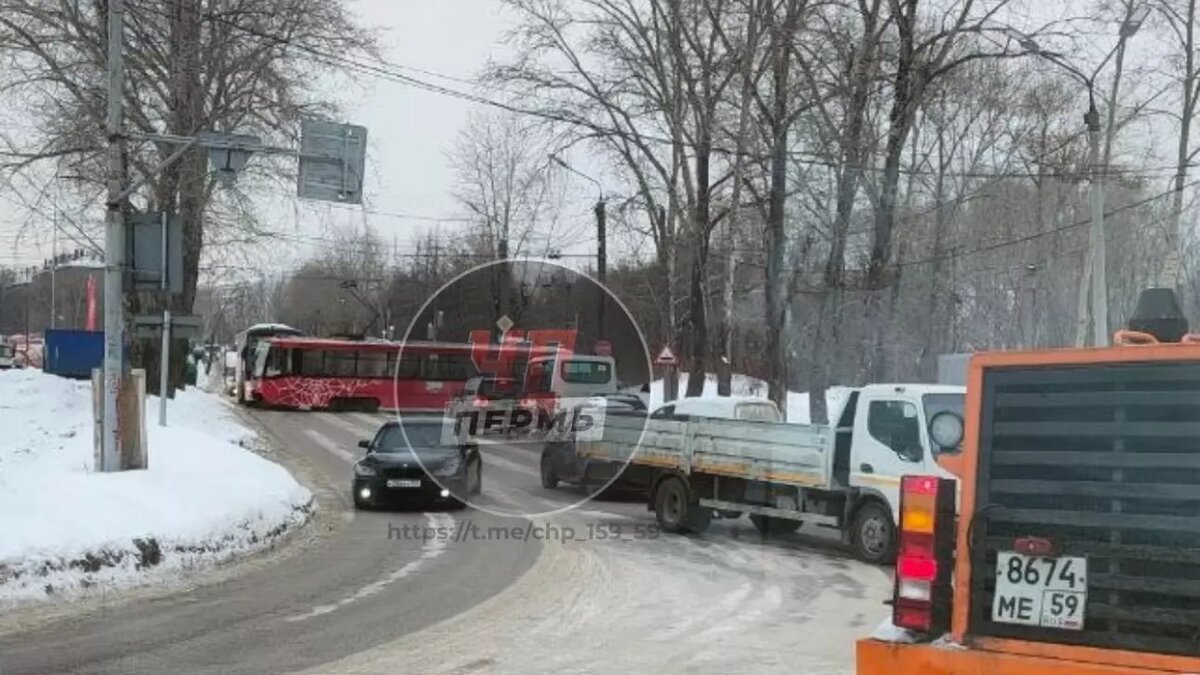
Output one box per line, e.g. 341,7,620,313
929,411,964,453
358,439,371,450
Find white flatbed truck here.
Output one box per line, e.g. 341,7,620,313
574,383,966,563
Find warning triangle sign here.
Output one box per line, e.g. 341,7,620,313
655,345,677,365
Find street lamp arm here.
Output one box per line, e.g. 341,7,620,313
548,153,604,201
1034,50,1093,89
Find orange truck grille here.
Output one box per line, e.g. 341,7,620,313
970,361,1200,656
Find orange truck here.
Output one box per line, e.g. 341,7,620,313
857,288,1200,674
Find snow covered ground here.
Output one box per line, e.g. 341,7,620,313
0,369,313,604
645,372,850,423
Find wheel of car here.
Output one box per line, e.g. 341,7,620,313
851,501,897,565
749,514,801,537
540,452,559,489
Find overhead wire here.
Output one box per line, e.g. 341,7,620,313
25,1,1190,285
186,5,1196,181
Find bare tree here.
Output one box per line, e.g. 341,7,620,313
493,0,753,397
0,0,376,390
1157,0,1200,290
448,109,565,325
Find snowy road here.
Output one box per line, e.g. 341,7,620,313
0,407,891,674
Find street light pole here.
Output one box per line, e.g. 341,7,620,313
593,198,607,338
1006,22,1147,347
1086,95,1108,347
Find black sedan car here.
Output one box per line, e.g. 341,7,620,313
540,394,651,496
352,417,482,510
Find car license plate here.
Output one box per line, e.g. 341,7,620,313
386,479,421,489
992,551,1088,630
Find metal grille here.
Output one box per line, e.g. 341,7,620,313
969,362,1200,656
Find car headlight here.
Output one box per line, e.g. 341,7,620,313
432,456,462,477
354,463,378,477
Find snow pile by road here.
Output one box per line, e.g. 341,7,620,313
646,372,850,423
0,368,313,604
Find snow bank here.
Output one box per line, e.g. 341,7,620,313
643,372,851,423
0,369,313,604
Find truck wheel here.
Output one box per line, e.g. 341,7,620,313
540,453,559,489
654,477,710,534
851,502,897,564
749,515,801,537
654,477,691,533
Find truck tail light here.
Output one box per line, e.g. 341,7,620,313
893,475,956,635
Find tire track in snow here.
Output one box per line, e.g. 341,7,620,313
283,511,454,623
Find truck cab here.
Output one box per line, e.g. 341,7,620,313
828,384,964,562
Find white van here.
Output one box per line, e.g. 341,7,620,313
651,395,782,422
0,343,13,370
524,354,617,400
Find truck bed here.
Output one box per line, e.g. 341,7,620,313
577,412,833,489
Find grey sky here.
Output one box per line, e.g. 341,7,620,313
0,0,1191,273
0,0,515,270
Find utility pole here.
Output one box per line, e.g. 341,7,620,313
101,0,126,472
548,154,606,338
1023,264,1038,348
497,220,510,331
594,198,607,338
50,207,57,330
1086,100,1109,347
24,275,31,352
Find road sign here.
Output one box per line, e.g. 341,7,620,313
496,314,515,334
655,345,677,366
127,211,183,295
132,314,202,339
298,119,367,204
594,340,612,357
